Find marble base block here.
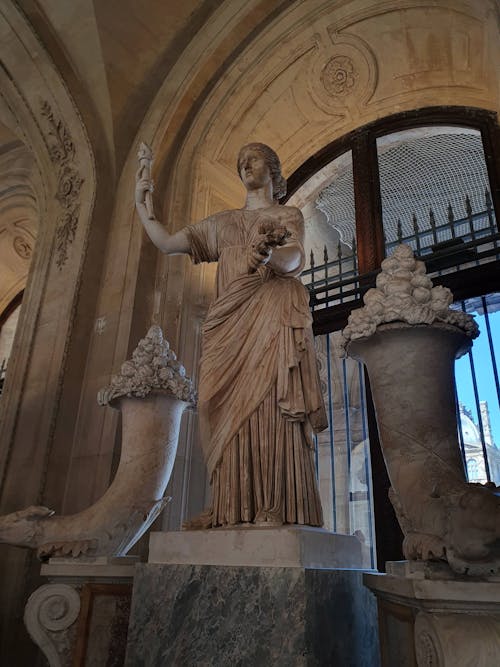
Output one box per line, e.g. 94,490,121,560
41,554,139,581
364,561,500,667
125,564,380,666
149,526,363,568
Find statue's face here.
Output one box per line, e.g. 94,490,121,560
238,147,271,191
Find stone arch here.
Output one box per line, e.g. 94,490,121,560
0,1,97,498
0,3,98,656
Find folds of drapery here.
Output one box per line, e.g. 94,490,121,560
198,269,328,477
211,383,323,526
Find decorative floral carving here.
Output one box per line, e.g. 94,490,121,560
55,211,79,269
321,55,358,96
40,101,83,269
55,165,83,209
308,32,377,115
340,244,479,355
13,235,32,259
98,325,196,406
40,101,75,165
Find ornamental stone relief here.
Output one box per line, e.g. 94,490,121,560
40,100,84,269
414,613,444,667
13,235,32,260
308,31,377,114
321,55,359,96
24,583,81,667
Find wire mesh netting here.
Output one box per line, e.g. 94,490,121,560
316,129,492,245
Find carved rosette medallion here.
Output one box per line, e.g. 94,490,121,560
308,32,377,114
321,55,358,96
13,235,32,259
40,101,84,269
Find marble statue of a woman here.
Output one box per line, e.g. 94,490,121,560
135,143,327,528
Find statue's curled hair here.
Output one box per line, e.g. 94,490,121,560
237,143,287,200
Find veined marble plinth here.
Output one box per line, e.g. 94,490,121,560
125,564,380,666
25,557,136,667
149,526,363,568
364,561,500,667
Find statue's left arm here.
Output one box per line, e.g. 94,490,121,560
267,207,305,277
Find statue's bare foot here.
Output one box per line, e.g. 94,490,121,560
254,509,283,526
182,509,214,530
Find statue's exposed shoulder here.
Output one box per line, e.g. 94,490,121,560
278,205,304,223
195,205,304,237
200,208,242,231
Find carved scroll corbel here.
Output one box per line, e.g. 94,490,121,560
24,583,81,667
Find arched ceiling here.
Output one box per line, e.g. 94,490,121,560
0,124,38,314
6,0,500,320
17,0,500,209
18,0,224,168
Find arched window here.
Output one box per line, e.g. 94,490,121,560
286,106,500,569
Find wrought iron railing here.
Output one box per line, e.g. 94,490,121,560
313,330,376,568
454,294,500,486
303,189,498,311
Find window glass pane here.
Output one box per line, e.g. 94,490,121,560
288,151,357,309
454,293,500,484
315,331,376,568
376,127,497,274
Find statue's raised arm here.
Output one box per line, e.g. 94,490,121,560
135,142,190,255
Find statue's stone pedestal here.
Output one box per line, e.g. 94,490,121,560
125,528,379,666
25,557,137,667
364,561,500,667
149,525,363,568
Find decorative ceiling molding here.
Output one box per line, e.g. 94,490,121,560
0,140,37,312
39,101,84,269
13,235,32,260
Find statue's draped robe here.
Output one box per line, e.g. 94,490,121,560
187,206,327,526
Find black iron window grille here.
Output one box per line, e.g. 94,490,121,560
303,189,498,312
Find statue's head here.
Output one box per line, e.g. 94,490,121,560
237,143,287,200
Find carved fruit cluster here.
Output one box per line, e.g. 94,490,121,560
340,244,479,354
98,325,196,406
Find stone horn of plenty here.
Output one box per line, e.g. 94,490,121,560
0,326,195,559
341,244,500,576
